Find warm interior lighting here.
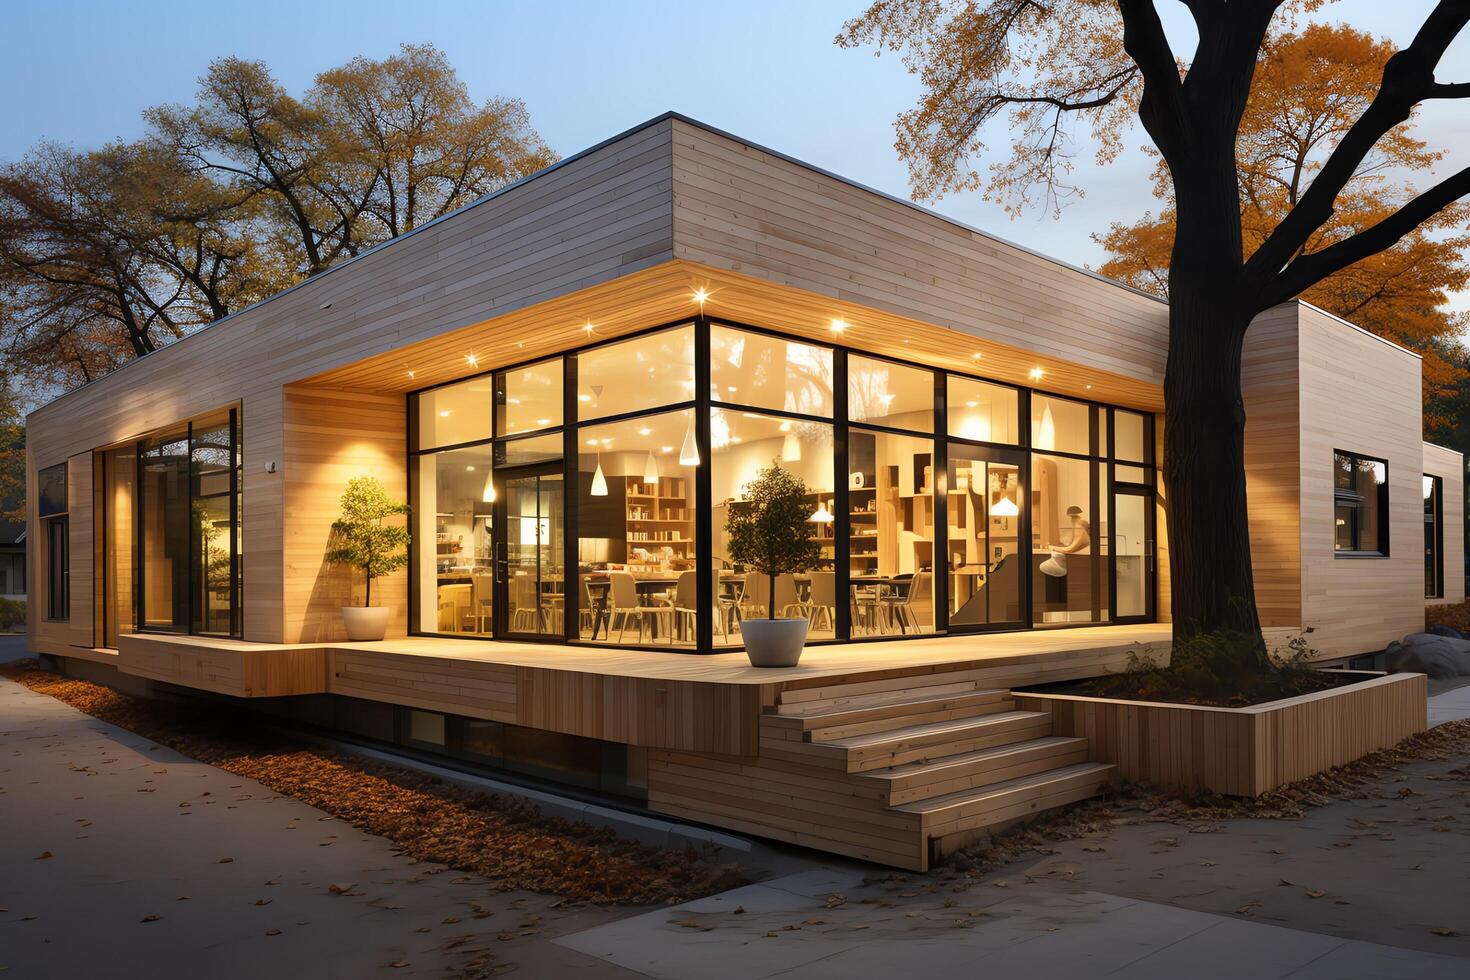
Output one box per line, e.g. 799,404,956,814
482,473,496,503
439,410,451,417
590,451,608,496
693,288,709,307
661,445,674,454
638,427,653,436
466,354,479,367
407,370,416,379
989,472,1019,517
643,451,659,484
679,414,700,466
536,418,551,426
578,393,592,402
1029,367,1044,381
830,318,847,334
1038,403,1057,451
810,502,835,523
781,430,802,462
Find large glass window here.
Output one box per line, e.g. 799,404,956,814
849,356,933,431
947,445,1024,627
40,462,69,622
711,325,833,417
137,412,243,637
415,445,496,636
1031,394,1092,456
101,446,137,647
576,325,695,420
1032,453,1102,625
1114,410,1148,463
712,409,835,644
1425,474,1443,599
1334,450,1389,556
948,377,1019,444
849,429,935,635
418,376,494,449
497,359,562,436
140,430,190,632
576,409,698,647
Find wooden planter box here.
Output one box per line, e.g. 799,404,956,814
1013,672,1427,797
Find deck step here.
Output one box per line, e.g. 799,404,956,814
773,677,989,716
825,710,1054,773
896,762,1115,845
764,689,1014,741
861,736,1091,805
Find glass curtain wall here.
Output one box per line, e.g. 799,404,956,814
136,409,242,637
407,317,1158,650
101,446,137,647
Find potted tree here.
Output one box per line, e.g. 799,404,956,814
726,461,823,667
327,476,410,641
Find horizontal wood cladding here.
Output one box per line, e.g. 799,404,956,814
1295,306,1424,656
28,451,96,656
282,387,408,642
1423,442,1465,607
115,634,330,698
669,119,1169,389
1016,672,1426,797
1241,306,1303,630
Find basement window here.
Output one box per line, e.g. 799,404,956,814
1333,450,1389,557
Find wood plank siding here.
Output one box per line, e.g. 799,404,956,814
1423,441,1466,607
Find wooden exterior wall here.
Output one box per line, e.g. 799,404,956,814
1295,305,1425,656
1423,441,1466,608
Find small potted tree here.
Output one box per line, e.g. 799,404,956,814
327,476,410,641
726,461,823,667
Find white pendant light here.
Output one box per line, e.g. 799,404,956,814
1038,404,1056,451
643,450,659,484
481,472,496,503
679,414,700,466
990,495,1019,518
809,502,834,523
590,451,608,496
781,430,802,462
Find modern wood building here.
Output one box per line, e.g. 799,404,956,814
23,115,1460,869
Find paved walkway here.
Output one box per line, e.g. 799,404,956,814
1428,678,1470,725
0,663,635,979
559,868,1466,979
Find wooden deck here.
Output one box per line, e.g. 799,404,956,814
102,625,1170,871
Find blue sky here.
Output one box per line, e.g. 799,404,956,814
3,0,1467,309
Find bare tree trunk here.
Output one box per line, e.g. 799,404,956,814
1161,272,1266,662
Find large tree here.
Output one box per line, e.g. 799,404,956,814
840,1,1470,651
1097,23,1470,416
1,44,555,394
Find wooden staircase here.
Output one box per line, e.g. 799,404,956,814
754,672,1115,869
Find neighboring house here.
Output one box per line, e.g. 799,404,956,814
22,115,1464,869
0,516,23,602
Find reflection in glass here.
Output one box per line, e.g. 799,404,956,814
1333,451,1387,554
497,432,562,468
1425,475,1443,598
1032,453,1101,625
416,445,496,635
504,471,564,638
848,429,935,634
191,413,238,636
576,325,695,421
1115,493,1148,618
497,359,562,436
576,410,698,647
947,376,1019,444
711,325,833,417
848,356,933,431
141,430,190,632
711,409,834,645
418,376,493,449
947,445,1023,626
102,446,137,647
1031,395,1091,455
1114,410,1147,462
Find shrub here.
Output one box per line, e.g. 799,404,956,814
0,597,24,630
1090,627,1334,707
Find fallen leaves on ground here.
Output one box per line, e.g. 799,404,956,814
1,659,743,905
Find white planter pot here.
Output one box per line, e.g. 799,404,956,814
342,605,391,641
742,618,808,668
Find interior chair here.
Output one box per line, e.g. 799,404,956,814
608,571,652,643
799,570,837,634
884,570,931,634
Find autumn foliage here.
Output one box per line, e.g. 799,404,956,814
1096,24,1470,425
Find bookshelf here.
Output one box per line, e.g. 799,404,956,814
623,475,695,561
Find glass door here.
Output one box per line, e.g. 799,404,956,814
1112,487,1154,622
945,443,1028,630
495,464,565,639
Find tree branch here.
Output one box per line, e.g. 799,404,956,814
1117,0,1189,159
1260,164,1470,308
1246,0,1470,290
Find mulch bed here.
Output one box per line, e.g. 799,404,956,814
1,659,744,905
947,716,1470,873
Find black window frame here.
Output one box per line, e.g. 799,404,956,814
1333,449,1390,558
39,462,69,622
1424,473,1444,599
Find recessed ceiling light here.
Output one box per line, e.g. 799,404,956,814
1029,368,1044,381
585,439,599,446
693,288,709,305
726,385,738,393
965,400,978,408
406,370,416,379
972,352,983,360
578,394,592,402
1085,384,1093,390
507,397,521,405
439,410,451,417
638,427,652,436
466,354,478,367
584,322,595,334
465,465,475,471
536,418,552,426
730,436,742,444
661,445,673,454
830,318,846,333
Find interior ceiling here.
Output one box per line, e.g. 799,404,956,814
301,259,1165,413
